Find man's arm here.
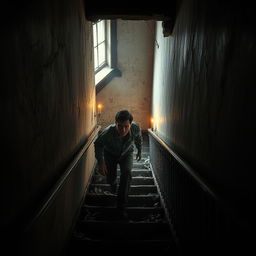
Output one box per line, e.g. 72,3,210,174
134,124,143,161
94,130,108,175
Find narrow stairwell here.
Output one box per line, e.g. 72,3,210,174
66,133,177,255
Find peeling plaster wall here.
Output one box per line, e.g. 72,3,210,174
152,0,256,215
1,0,96,254
96,20,155,130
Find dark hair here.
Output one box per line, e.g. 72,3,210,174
115,110,133,123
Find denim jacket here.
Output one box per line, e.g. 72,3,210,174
94,122,142,164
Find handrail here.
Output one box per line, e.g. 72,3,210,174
25,125,101,232
148,128,218,200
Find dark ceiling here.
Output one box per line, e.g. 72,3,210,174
84,0,177,22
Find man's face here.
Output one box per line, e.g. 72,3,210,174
116,120,131,137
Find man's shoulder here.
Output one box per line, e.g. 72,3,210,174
131,122,141,133
131,121,140,127
102,124,115,132
97,124,115,138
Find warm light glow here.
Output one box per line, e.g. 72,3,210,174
97,104,102,114
150,117,155,131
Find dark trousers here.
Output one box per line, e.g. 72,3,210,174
104,151,133,209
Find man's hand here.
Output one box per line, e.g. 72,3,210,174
98,163,108,176
136,152,142,161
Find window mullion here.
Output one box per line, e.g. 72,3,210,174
96,23,99,71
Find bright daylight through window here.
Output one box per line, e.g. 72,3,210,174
93,20,107,73
92,20,121,93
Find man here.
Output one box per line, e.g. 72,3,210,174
94,110,142,219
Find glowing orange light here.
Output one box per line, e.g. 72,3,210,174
97,104,102,114
150,117,155,131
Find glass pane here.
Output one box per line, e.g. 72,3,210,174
94,47,98,70
98,43,106,66
97,20,105,44
93,24,97,47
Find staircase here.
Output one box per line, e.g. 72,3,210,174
66,133,177,255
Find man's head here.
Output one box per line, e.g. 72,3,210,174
115,110,133,137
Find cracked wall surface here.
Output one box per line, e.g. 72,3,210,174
96,20,155,130
152,0,256,221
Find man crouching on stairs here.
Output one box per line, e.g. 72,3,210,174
94,110,142,219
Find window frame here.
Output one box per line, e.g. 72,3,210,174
93,20,121,94
93,20,107,73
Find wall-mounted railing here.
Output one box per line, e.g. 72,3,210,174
25,125,101,233
148,129,245,253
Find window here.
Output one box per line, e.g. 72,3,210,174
92,20,121,94
93,20,107,72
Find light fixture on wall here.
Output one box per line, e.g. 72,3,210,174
151,118,155,131
97,103,102,117
94,103,103,119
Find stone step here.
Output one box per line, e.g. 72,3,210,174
84,194,161,207
89,184,157,195
91,175,155,185
113,162,149,169
70,234,176,254
116,165,150,171
116,169,152,177
132,153,149,157
80,205,165,222
94,163,149,173
123,162,150,168
133,162,149,168
76,220,172,241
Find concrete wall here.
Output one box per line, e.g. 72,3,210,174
152,0,256,227
96,20,155,130
0,0,96,254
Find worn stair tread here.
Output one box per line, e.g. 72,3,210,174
132,153,149,157
70,236,176,254
130,157,148,159
85,193,159,197
97,169,152,175
85,194,160,206
91,175,155,185
92,175,154,178
132,162,149,168
73,234,174,244
116,169,152,177
125,165,150,169
95,164,149,172
76,220,172,240
80,215,166,223
84,193,161,207
81,205,164,214
89,184,156,188
89,184,157,194
82,205,164,212
80,205,165,221
79,218,169,226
